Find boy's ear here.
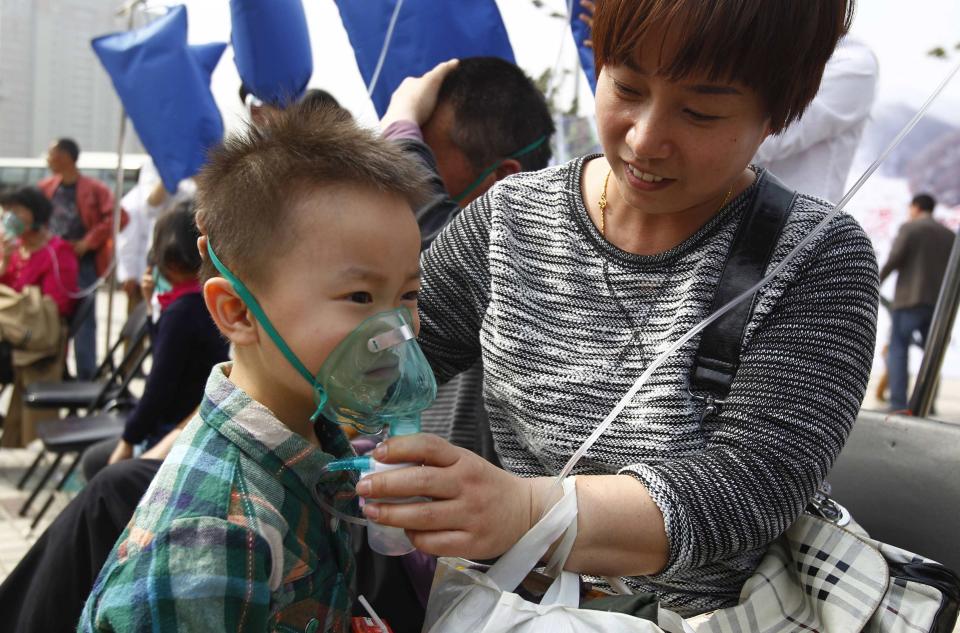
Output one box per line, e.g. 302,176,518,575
203,278,259,346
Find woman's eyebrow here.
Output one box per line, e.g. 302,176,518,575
620,59,742,96
685,83,742,96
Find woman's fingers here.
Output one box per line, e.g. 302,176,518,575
357,464,460,500
373,432,462,467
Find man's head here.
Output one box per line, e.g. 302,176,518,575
46,138,80,174
421,57,555,205
196,103,429,421
909,193,936,219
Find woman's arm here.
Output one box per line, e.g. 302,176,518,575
357,435,669,575
360,213,878,578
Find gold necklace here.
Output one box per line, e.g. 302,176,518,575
599,168,734,238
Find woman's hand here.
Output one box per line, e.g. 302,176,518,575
108,439,135,466
355,433,536,559
141,269,155,301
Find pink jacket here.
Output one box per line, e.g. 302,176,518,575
0,236,79,317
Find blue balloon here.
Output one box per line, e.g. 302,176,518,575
91,5,225,193
334,0,515,117
570,1,597,93
231,0,313,106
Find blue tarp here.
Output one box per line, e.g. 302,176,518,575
91,5,225,192
334,0,515,117
230,0,313,106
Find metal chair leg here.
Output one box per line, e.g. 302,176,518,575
18,452,63,517
30,452,81,531
16,450,45,490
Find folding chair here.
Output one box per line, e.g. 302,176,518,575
22,337,152,530
22,300,149,415
16,302,152,521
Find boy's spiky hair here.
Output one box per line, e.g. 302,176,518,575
196,102,430,284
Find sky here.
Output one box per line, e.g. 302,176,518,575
151,0,960,133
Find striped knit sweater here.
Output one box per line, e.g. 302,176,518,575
417,156,880,615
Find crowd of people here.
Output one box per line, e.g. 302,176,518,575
0,0,956,631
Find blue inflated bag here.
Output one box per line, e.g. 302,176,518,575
91,5,225,192
334,0,515,116
231,0,313,106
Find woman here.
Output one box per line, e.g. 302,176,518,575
0,186,79,447
367,0,879,617
79,202,230,480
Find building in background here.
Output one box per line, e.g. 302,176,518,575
0,0,143,158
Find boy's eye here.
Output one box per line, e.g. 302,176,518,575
684,108,722,122
402,290,420,302
348,291,373,304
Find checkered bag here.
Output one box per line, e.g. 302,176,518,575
694,509,960,633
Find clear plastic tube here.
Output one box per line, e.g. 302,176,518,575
556,58,960,484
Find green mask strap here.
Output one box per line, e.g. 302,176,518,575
206,242,328,420
452,135,549,205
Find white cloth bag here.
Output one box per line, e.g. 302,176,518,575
422,477,694,633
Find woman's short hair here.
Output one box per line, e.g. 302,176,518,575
0,186,53,227
150,201,202,275
591,0,855,133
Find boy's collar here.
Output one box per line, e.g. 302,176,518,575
200,363,356,500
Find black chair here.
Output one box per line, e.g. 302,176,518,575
22,339,152,530
16,302,153,522
23,301,150,415
828,410,960,573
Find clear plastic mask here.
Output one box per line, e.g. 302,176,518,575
206,242,436,434
316,308,437,434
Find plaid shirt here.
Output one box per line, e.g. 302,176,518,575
80,364,358,633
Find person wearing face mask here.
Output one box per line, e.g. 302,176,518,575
363,0,879,619
0,186,79,448
79,104,433,633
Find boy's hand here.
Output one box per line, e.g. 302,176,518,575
354,433,536,560
381,59,460,129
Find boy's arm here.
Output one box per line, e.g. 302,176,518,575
81,517,273,632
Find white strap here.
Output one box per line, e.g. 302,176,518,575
543,478,578,577
485,477,578,592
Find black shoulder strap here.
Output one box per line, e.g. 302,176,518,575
690,172,797,404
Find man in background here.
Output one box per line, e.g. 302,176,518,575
880,193,956,412
383,56,555,249
39,138,125,379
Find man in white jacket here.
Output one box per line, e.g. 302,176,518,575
753,37,879,203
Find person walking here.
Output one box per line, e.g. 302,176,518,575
880,193,956,411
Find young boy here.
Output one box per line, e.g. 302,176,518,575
80,104,429,632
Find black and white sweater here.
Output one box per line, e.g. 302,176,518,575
417,156,879,615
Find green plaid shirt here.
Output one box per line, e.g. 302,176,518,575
80,363,358,633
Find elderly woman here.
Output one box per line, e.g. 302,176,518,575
364,0,878,617
0,185,79,447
